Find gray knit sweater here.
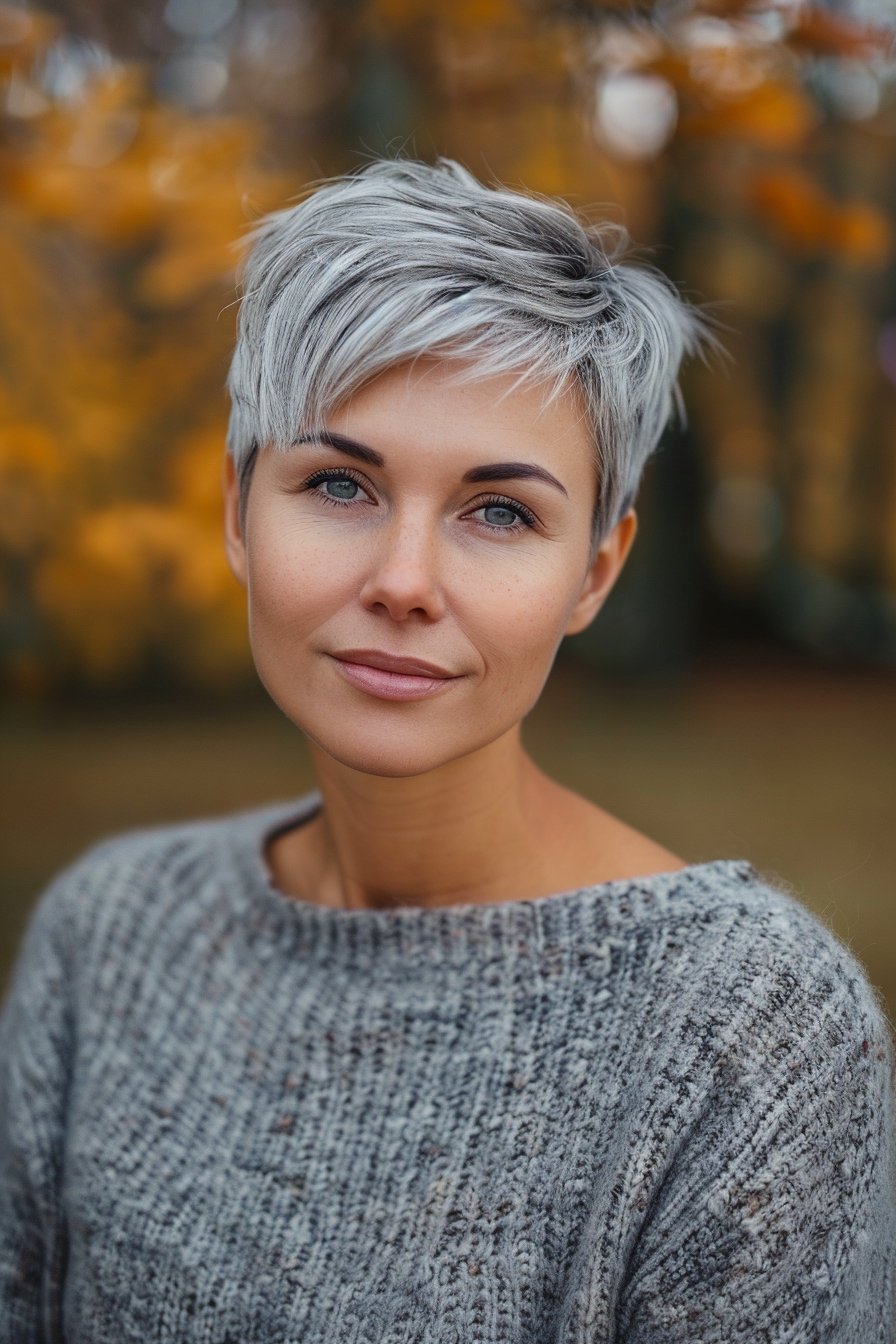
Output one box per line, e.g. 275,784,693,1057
0,796,893,1343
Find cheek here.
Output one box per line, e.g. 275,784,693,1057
452,550,580,695
245,514,365,648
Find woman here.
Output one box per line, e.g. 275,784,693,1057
1,159,891,1342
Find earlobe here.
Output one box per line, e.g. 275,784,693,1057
564,510,638,636
222,453,249,588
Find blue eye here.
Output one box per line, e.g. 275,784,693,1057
482,505,519,527
322,477,358,499
470,496,535,530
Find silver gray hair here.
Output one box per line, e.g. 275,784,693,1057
227,158,708,539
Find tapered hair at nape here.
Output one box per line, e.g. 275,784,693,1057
227,157,709,539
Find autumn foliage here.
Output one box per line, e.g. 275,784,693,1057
1,0,894,688
0,7,295,688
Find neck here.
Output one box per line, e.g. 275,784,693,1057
280,727,563,910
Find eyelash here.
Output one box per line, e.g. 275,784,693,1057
303,467,371,504
302,470,537,531
471,494,537,531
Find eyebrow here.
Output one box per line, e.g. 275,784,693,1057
293,431,384,467
293,433,567,497
462,462,568,496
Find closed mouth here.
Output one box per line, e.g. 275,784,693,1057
331,649,457,679
328,650,462,701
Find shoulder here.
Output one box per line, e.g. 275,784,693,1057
565,860,890,1096
665,861,878,995
635,860,891,1072
10,797,316,997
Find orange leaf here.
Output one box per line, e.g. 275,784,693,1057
751,167,893,265
679,81,816,150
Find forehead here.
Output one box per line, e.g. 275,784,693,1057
325,358,595,480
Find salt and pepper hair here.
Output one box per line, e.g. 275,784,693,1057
227,158,707,540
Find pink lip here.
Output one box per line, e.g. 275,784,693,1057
329,649,460,702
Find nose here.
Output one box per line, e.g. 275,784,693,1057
358,514,447,624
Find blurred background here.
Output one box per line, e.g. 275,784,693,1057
1,0,895,1010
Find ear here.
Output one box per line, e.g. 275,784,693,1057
223,453,248,588
564,510,638,636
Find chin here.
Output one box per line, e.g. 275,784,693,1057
304,722,474,779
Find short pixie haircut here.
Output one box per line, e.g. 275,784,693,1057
227,158,706,540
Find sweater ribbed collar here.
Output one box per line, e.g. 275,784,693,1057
221,793,757,968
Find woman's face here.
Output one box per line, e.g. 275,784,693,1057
224,358,635,777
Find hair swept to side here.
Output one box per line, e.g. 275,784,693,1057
227,157,710,538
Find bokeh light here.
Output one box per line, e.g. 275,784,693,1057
1,0,896,691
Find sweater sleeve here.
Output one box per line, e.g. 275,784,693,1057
0,876,77,1344
618,932,895,1343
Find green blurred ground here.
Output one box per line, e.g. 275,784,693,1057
2,659,894,1018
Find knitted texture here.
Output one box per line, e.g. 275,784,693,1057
0,796,892,1343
